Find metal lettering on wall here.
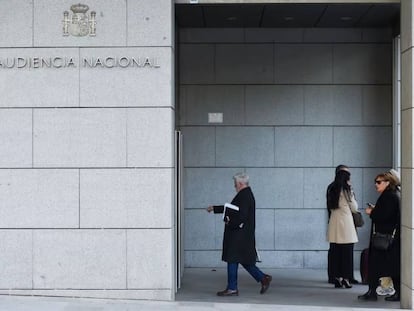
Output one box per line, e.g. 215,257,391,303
1,3,163,70
63,3,96,37
0,57,161,69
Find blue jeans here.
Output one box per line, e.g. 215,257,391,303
227,262,265,290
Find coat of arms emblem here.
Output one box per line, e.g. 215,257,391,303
63,3,96,37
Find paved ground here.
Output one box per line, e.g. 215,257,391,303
0,268,402,311
176,268,401,310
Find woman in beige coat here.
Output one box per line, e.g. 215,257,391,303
327,169,358,288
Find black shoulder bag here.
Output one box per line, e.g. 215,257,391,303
351,210,364,227
371,224,396,251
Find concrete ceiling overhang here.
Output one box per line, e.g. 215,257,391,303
175,1,400,28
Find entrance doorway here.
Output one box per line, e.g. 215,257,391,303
174,1,401,308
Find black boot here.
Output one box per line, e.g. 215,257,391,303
350,278,359,284
358,289,377,301
385,292,400,301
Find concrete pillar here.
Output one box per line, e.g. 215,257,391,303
401,0,414,308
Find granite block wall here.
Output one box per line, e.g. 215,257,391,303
401,0,414,307
178,27,393,269
0,0,174,301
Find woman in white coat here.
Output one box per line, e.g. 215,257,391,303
327,169,358,288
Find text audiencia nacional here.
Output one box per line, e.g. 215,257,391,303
0,56,161,69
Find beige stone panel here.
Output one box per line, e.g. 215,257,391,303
402,109,414,169
401,168,414,229
401,2,414,308
34,0,126,47
401,170,413,308
0,0,32,47
33,230,126,289
0,169,79,228
401,225,414,308
127,108,174,167
401,0,414,53
128,0,173,47
0,230,32,289
0,48,79,108
33,108,127,167
127,229,173,289
402,48,413,111
0,109,32,168
80,169,173,228
401,283,414,309
80,48,172,107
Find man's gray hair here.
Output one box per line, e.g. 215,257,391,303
233,172,249,185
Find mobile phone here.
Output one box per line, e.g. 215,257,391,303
366,202,374,207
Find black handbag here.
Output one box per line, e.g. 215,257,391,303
371,224,396,251
352,211,364,227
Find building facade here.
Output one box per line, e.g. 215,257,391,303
0,0,175,301
2,0,414,309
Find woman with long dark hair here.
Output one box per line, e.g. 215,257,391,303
327,169,358,288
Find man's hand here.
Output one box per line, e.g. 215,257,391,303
206,206,214,213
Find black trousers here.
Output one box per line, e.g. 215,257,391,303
331,243,354,279
368,245,401,294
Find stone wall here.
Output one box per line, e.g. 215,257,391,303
178,27,394,269
0,0,175,300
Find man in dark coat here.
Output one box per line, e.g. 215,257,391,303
207,172,272,296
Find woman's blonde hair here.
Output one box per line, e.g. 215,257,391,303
376,171,400,191
387,169,401,188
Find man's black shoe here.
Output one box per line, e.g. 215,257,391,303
217,289,238,296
